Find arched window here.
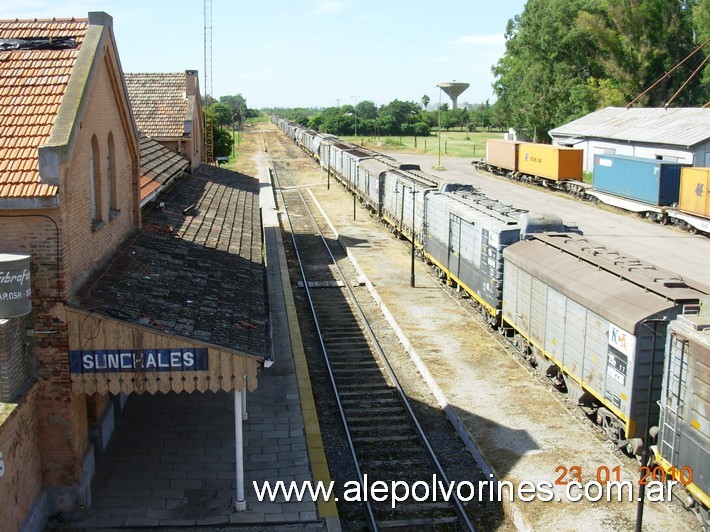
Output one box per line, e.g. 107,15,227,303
107,133,117,214
90,135,102,223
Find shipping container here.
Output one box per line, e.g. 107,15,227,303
517,143,583,182
678,167,710,219
485,139,519,172
502,233,705,441
593,154,686,206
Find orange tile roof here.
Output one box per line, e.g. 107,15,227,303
124,73,188,139
0,18,88,199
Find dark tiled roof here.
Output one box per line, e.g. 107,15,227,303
139,134,188,204
0,18,89,198
125,72,187,139
74,165,266,357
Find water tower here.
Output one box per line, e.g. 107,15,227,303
436,81,469,109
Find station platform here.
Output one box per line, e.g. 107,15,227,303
290,143,702,530
55,155,338,529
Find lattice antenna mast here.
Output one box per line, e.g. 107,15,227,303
203,0,215,164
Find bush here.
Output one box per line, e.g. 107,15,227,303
214,128,233,158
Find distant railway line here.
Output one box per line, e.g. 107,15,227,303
264,132,490,530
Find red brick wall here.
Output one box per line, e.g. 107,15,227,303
0,212,78,484
0,38,139,488
159,140,179,154
0,383,43,531
86,393,110,425
61,47,139,295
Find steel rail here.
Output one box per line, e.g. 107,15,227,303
267,136,475,531
268,150,378,531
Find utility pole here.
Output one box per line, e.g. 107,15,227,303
203,0,214,165
350,95,358,137
410,187,418,287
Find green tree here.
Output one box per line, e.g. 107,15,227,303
307,113,323,131
358,118,376,136
421,95,430,110
214,127,232,158
492,0,602,140
219,94,248,120
212,102,233,129
287,108,311,126
376,114,397,136
695,1,710,87
470,101,492,131
578,0,703,106
355,100,378,120
414,122,430,136
378,100,422,128
315,107,351,134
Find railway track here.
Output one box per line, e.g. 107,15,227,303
265,135,476,530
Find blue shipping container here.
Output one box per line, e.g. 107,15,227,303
592,154,685,206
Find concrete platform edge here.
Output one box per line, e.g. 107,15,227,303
261,164,341,530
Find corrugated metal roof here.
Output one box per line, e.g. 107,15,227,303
504,233,708,332
549,107,710,148
359,158,390,177
0,18,89,199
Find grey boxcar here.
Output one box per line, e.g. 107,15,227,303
424,190,527,322
502,232,708,446
381,169,440,243
357,158,391,214
655,310,709,524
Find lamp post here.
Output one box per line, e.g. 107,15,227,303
438,88,442,167
433,86,444,170
410,186,418,288
350,95,358,138
410,110,418,149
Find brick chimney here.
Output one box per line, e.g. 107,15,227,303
185,70,198,96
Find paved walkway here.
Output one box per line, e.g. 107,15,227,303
67,386,316,528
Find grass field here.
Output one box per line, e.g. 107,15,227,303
340,130,507,160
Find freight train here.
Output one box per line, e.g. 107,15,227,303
273,117,710,522
478,139,710,234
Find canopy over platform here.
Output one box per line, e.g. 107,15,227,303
61,165,267,395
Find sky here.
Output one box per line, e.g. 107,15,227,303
0,0,528,109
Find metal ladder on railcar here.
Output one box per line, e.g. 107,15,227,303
659,334,689,469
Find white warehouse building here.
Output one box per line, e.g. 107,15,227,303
549,107,710,173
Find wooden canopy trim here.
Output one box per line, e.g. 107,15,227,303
63,306,260,395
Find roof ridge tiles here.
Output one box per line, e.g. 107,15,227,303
0,17,87,24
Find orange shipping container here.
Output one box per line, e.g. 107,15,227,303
679,167,710,219
485,139,519,172
517,143,583,182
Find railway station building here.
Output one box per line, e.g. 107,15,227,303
124,71,204,173
549,107,710,172
0,13,268,531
